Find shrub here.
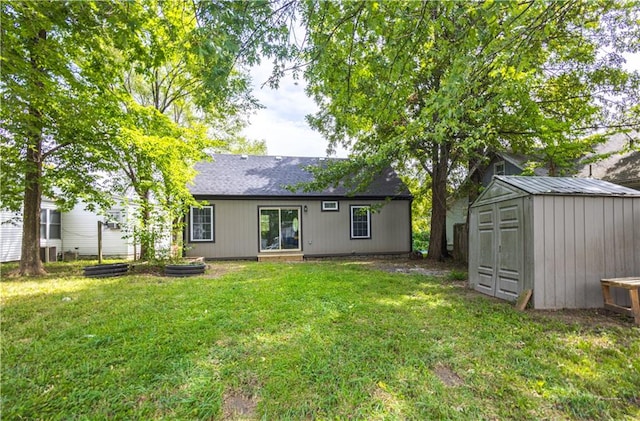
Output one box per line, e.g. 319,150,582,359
412,230,430,252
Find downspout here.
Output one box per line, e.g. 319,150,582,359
409,197,413,254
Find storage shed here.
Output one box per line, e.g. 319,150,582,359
468,176,640,309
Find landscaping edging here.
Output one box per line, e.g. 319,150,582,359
164,263,206,277
83,263,130,278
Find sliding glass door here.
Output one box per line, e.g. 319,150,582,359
259,207,300,252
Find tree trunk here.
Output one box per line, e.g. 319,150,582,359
19,29,47,276
138,189,152,261
19,151,45,276
427,142,450,261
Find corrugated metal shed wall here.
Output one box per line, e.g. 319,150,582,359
531,195,640,309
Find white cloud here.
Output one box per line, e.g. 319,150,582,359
242,62,349,158
623,52,640,71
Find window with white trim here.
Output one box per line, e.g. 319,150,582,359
322,201,339,211
494,161,505,176
40,209,61,240
350,205,371,239
106,209,125,229
190,205,214,242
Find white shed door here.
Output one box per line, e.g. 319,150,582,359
473,199,524,301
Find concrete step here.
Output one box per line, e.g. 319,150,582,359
257,253,304,262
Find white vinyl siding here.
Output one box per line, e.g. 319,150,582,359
61,201,135,258
0,211,23,262
40,209,61,240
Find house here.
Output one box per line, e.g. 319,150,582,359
184,154,413,261
468,176,640,309
0,199,138,263
60,200,138,259
576,131,640,190
1,198,62,263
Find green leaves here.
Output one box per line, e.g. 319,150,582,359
108,0,294,259
1,1,141,210
2,0,296,265
297,0,640,258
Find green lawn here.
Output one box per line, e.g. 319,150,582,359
1,261,639,420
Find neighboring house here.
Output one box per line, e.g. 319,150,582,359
0,198,138,263
576,131,640,190
61,201,138,259
475,151,549,186
0,210,22,262
447,151,547,253
184,154,413,261
1,198,61,263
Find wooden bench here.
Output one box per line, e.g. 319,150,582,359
600,277,640,325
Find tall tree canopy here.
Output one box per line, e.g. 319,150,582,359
296,0,640,259
1,1,142,274
1,0,294,273
108,0,268,260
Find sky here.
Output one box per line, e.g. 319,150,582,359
242,53,640,159
240,61,349,158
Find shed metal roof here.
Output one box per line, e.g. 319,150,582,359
496,176,640,197
189,154,412,198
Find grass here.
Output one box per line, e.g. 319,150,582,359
1,260,639,420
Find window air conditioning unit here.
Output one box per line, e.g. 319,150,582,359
106,222,121,230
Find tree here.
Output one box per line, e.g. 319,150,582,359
297,0,640,260
1,1,143,275
110,0,291,259
1,0,294,271
106,100,212,260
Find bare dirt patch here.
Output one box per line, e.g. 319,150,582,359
201,263,236,279
222,392,258,420
529,308,637,329
336,257,467,278
344,258,639,328
433,364,465,387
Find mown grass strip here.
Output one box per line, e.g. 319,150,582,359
1,261,639,419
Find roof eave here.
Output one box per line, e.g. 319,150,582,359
191,193,413,200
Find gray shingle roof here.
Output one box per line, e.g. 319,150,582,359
497,176,640,196
575,131,640,186
189,154,412,198
497,151,549,176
